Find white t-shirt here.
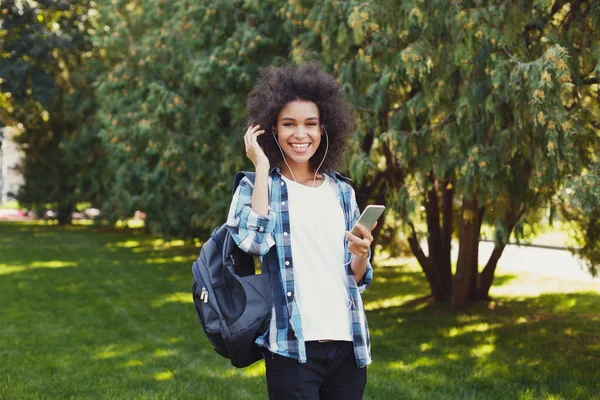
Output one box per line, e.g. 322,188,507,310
282,174,352,342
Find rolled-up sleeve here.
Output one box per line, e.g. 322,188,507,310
349,187,373,293
226,176,276,256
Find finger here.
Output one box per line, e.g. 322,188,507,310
250,131,260,147
245,133,254,153
345,231,362,244
355,224,373,242
248,129,265,142
348,243,369,258
349,238,370,252
245,124,260,138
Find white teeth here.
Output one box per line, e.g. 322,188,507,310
291,143,309,149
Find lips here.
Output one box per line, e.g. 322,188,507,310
289,143,311,153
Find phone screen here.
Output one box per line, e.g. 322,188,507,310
351,205,385,237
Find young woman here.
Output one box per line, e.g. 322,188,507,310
227,62,375,399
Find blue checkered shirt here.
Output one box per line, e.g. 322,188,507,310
226,167,373,367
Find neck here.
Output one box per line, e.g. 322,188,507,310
280,163,322,183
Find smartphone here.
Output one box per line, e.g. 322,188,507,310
350,205,385,237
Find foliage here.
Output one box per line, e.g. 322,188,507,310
92,0,290,237
563,161,600,276
285,0,600,304
0,0,101,223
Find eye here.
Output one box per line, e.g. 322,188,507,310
283,123,294,127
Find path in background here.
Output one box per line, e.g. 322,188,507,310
479,241,597,282
0,209,32,221
478,242,600,296
416,237,600,296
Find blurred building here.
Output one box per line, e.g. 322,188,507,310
0,127,24,205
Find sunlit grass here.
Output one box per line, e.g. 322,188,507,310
72,219,95,225
1,222,599,400
151,292,194,308
0,200,20,209
153,370,175,381
115,219,145,229
0,260,78,275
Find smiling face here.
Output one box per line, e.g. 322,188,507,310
275,100,322,173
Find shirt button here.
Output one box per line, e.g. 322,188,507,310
281,201,286,206
283,232,288,236
287,292,292,297
281,181,285,186
285,261,290,266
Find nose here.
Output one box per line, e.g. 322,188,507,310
293,126,308,140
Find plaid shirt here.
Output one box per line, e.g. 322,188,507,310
226,167,373,367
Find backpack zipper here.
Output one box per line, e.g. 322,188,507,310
192,262,210,304
200,287,209,303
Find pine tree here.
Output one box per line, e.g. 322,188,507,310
291,0,599,306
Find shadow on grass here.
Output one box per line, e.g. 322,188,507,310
0,222,264,399
1,222,599,400
365,282,600,399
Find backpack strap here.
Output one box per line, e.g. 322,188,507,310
323,170,351,182
233,171,255,195
231,170,285,329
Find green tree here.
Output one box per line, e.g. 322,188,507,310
291,0,599,306
562,160,600,276
93,0,291,237
0,0,100,223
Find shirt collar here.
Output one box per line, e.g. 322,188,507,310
269,167,351,182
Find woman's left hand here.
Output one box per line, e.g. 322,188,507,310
345,222,376,259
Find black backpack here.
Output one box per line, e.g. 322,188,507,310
192,172,281,368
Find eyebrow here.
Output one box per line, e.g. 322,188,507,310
280,117,320,121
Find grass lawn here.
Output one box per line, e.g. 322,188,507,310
1,222,598,399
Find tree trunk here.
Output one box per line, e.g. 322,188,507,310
476,244,506,301
425,174,450,301
57,200,74,225
408,223,446,301
467,207,485,301
452,198,480,308
476,209,523,300
440,175,454,296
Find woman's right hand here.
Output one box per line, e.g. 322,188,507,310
244,124,269,169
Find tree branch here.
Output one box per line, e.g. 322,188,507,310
407,221,446,300
523,0,569,34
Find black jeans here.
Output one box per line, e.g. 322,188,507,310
265,341,367,400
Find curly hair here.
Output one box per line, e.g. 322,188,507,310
246,62,354,172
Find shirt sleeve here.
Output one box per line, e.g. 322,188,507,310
226,176,276,256
349,186,373,293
